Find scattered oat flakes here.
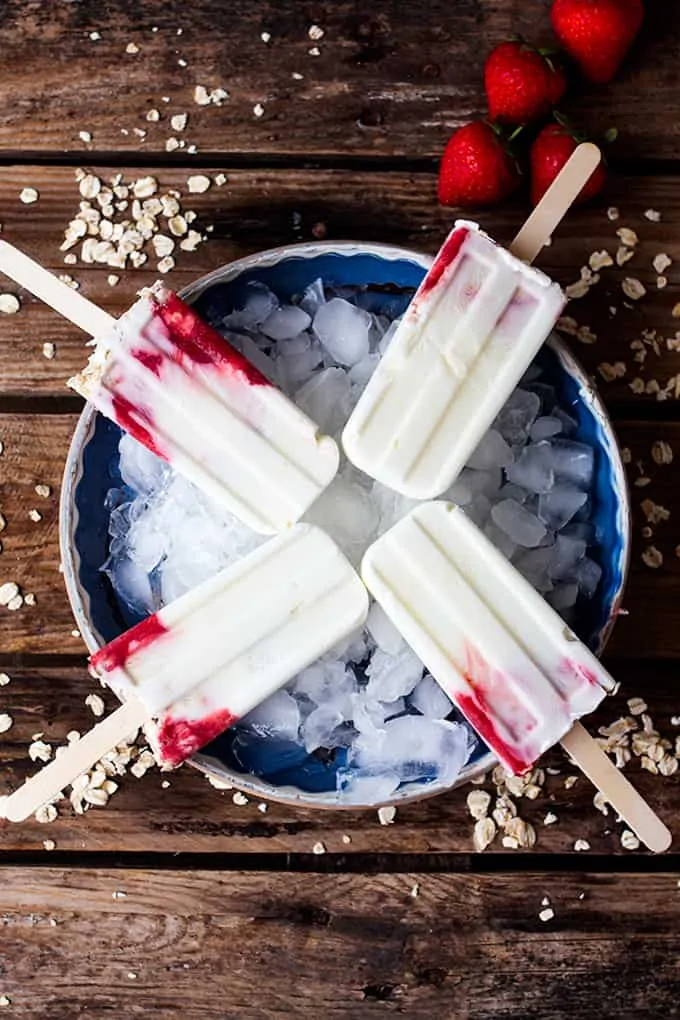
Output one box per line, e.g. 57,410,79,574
653,253,672,274
0,714,12,733
652,440,673,465
0,294,20,314
125,42,139,54
308,24,325,40
616,246,635,266
0,582,19,606
161,780,170,789
292,71,304,80
78,130,92,143
342,834,352,844
261,31,272,43
473,816,496,852
589,250,613,271
308,46,321,56
574,839,590,852
597,361,626,382
0,514,5,533
622,277,646,301
34,484,51,499
312,841,326,855
466,789,491,820
645,208,661,222
565,280,590,300
43,839,56,851
538,907,555,922
86,692,105,717
29,739,52,762
35,803,57,823
253,103,265,118
214,173,227,186
620,829,640,850
0,673,9,686
165,137,180,152
607,206,620,221
232,791,249,806
207,774,232,790
642,545,663,569
20,187,39,204
43,341,56,359
564,776,579,790
112,890,127,900
187,174,211,194
0,996,10,1007
593,791,609,815
658,276,668,289
171,113,188,132
28,509,42,523
257,802,268,813
617,226,638,247
157,255,175,274
378,805,396,825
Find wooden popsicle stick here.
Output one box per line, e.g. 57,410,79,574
561,721,672,853
0,239,115,336
510,142,602,265
1,698,148,823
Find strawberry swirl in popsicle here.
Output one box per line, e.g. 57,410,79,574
69,282,339,534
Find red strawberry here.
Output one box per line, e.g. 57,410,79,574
530,122,607,206
438,121,521,208
550,0,644,84
485,41,567,124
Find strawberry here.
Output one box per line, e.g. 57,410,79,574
485,41,566,124
438,121,521,207
550,0,644,84
530,121,607,206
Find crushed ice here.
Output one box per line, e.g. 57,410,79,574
103,277,602,803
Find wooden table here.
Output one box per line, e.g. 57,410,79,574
1,1,680,1015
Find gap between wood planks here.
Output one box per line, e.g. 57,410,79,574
0,151,677,177
0,849,680,873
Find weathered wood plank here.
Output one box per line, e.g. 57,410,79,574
0,412,677,657
0,0,676,161
0,660,677,855
0,867,679,1017
0,166,677,409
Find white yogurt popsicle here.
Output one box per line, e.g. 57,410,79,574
2,524,369,821
342,222,565,499
361,501,613,775
90,523,369,767
69,282,339,534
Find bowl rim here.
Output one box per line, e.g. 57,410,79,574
59,238,632,809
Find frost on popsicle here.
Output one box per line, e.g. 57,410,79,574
102,277,603,804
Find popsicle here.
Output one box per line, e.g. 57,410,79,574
2,524,369,822
0,244,339,534
342,144,601,499
362,501,671,852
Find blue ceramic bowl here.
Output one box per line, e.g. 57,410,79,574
60,241,631,808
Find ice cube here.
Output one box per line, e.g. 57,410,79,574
348,353,380,386
491,499,547,548
494,388,541,445
573,556,602,598
222,282,278,331
293,661,354,706
294,367,351,436
261,305,312,341
546,439,595,489
365,646,424,702
553,407,578,435
550,533,587,580
464,494,492,529
298,278,326,318
352,715,471,786
302,703,346,752
103,555,155,616
547,582,579,612
381,697,407,720
409,674,454,719
466,429,513,471
242,690,301,740
530,416,563,442
514,546,554,592
483,518,518,561
118,434,169,494
275,346,324,390
366,602,406,656
506,443,555,494
304,475,380,567
337,768,401,804
525,382,557,414
538,485,588,530
225,332,277,383
313,298,371,366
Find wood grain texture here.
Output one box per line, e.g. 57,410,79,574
0,867,679,1017
0,412,677,658
0,165,677,410
0,0,676,161
0,660,677,855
